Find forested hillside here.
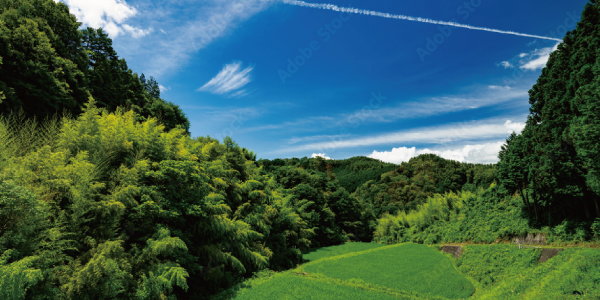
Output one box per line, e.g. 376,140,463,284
353,154,496,217
0,0,600,299
0,0,189,131
258,156,396,194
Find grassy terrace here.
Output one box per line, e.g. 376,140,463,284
215,242,600,299
217,243,474,299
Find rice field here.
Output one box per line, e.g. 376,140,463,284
216,242,600,300
302,242,386,262
228,274,402,300
301,243,475,299
220,242,474,300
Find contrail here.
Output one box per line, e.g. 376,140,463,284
281,0,562,42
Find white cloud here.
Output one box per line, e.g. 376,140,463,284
336,87,528,126
519,47,555,70
158,84,170,92
229,89,248,98
311,153,332,160
198,62,253,96
504,120,525,133
274,118,527,154
59,0,151,38
122,24,153,38
242,85,529,136
140,0,273,77
499,43,560,71
498,61,514,69
240,116,336,134
368,142,505,164
287,134,347,145
488,85,511,90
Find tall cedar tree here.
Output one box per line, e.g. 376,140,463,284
498,0,600,224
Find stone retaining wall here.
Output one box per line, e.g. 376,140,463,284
441,245,463,259
538,248,564,264
512,233,547,245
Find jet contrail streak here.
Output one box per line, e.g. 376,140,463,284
281,0,562,42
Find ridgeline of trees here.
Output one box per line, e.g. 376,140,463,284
353,154,496,217
0,0,599,299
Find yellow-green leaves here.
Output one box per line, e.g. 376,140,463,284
61,240,132,300
0,252,43,300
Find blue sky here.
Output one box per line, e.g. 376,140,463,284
57,0,587,163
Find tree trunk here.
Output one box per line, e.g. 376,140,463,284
531,187,539,222
584,200,592,220
595,196,600,219
519,188,528,208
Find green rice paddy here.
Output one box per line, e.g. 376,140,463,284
217,243,600,299
302,242,386,262
220,243,473,299
228,274,401,300
302,243,474,299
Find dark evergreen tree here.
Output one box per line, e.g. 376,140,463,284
498,0,600,224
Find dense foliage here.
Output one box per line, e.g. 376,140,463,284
318,156,398,193
375,186,530,245
0,103,350,299
257,157,377,243
0,0,189,131
374,184,599,246
497,0,600,225
353,154,496,217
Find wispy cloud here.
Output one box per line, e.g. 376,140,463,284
208,107,261,120
519,43,559,70
240,116,336,133
158,84,170,92
230,89,249,98
335,87,528,126
286,134,348,145
198,62,253,96
368,142,506,164
488,85,511,90
240,85,529,135
498,42,560,71
273,118,526,154
282,0,561,41
497,61,514,69
139,0,272,77
58,0,151,38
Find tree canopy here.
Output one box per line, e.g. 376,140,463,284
0,0,189,132
497,0,600,225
